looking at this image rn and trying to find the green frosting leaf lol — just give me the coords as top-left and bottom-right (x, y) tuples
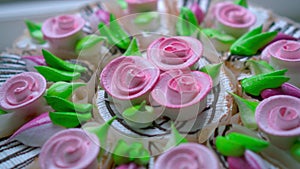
(113, 140), (150, 166)
(134, 12), (159, 25)
(117, 0), (128, 9)
(229, 92), (258, 129)
(216, 132), (269, 156)
(290, 141), (300, 162)
(226, 132), (269, 152)
(45, 96), (92, 113)
(165, 123), (188, 150)
(246, 60), (275, 75)
(123, 38), (142, 57)
(46, 82), (86, 99)
(42, 49), (87, 73)
(176, 7), (199, 36)
(75, 35), (106, 53)
(98, 14), (131, 49)
(202, 28), (236, 43)
(35, 66), (81, 82)
(0, 109), (7, 115)
(216, 136), (245, 157)
(49, 111), (91, 128)
(24, 20), (45, 44)
(230, 26), (278, 56)
(234, 0), (248, 8)
(85, 116), (116, 149)
(200, 63), (223, 86)
(241, 69), (289, 96)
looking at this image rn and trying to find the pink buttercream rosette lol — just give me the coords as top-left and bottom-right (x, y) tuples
(147, 36), (203, 72)
(262, 40), (300, 87)
(154, 143), (220, 169)
(150, 69), (212, 121)
(39, 129), (100, 169)
(214, 2), (256, 37)
(0, 72), (47, 137)
(42, 14), (85, 59)
(255, 95), (300, 149)
(100, 56), (160, 112)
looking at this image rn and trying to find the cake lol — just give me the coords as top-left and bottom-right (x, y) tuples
(0, 0), (299, 168)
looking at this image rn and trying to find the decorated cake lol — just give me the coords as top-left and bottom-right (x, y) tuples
(0, 0), (299, 168)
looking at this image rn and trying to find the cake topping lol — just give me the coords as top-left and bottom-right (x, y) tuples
(124, 38), (142, 56)
(234, 0), (248, 8)
(100, 56), (159, 100)
(147, 36), (202, 71)
(39, 129), (100, 169)
(24, 20), (45, 44)
(228, 150), (267, 169)
(0, 72), (46, 110)
(45, 82), (86, 99)
(42, 14), (85, 39)
(75, 35), (106, 53)
(255, 95), (300, 136)
(261, 83), (300, 99)
(246, 60), (274, 75)
(154, 143), (220, 169)
(190, 3), (205, 25)
(176, 7), (199, 36)
(116, 163), (143, 169)
(126, 0), (158, 14)
(262, 40), (300, 61)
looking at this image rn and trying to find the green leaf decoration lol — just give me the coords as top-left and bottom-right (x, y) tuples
(35, 66), (81, 82)
(98, 14), (130, 49)
(46, 82), (86, 99)
(134, 12), (159, 25)
(117, 0), (128, 9)
(202, 28), (236, 44)
(75, 35), (106, 53)
(0, 109), (7, 115)
(49, 111), (91, 128)
(241, 69), (289, 96)
(230, 26), (278, 56)
(24, 20), (45, 44)
(200, 63), (223, 87)
(123, 38), (142, 56)
(84, 116), (116, 148)
(226, 132), (269, 152)
(246, 60), (275, 75)
(216, 132), (269, 156)
(176, 7), (199, 36)
(290, 141), (300, 162)
(229, 92), (258, 129)
(42, 49), (87, 73)
(234, 0), (248, 8)
(113, 140), (150, 166)
(216, 136), (245, 157)
(165, 123), (188, 150)
(44, 96), (92, 113)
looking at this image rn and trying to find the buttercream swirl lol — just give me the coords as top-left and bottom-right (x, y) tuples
(0, 72), (46, 111)
(39, 129), (99, 169)
(147, 36), (203, 71)
(100, 56), (159, 100)
(215, 2), (256, 37)
(154, 143), (220, 169)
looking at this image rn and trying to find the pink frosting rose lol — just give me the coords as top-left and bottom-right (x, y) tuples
(39, 129), (100, 169)
(126, 0), (158, 14)
(150, 69), (212, 121)
(42, 14), (85, 59)
(262, 40), (300, 87)
(116, 163), (143, 169)
(0, 72), (46, 112)
(255, 95), (300, 149)
(100, 56), (160, 112)
(154, 143), (220, 169)
(215, 2), (256, 37)
(228, 150), (267, 169)
(147, 36), (203, 71)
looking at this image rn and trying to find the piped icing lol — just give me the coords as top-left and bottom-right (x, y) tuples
(190, 3), (205, 25)
(255, 95), (300, 149)
(150, 69), (212, 121)
(214, 2), (256, 37)
(0, 72), (46, 111)
(24, 20), (45, 44)
(154, 143), (220, 169)
(261, 83), (300, 99)
(100, 56), (159, 111)
(116, 163), (143, 169)
(228, 150), (267, 169)
(39, 129), (100, 169)
(147, 36), (203, 71)
(126, 0), (158, 14)
(262, 40), (300, 87)
(176, 7), (199, 36)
